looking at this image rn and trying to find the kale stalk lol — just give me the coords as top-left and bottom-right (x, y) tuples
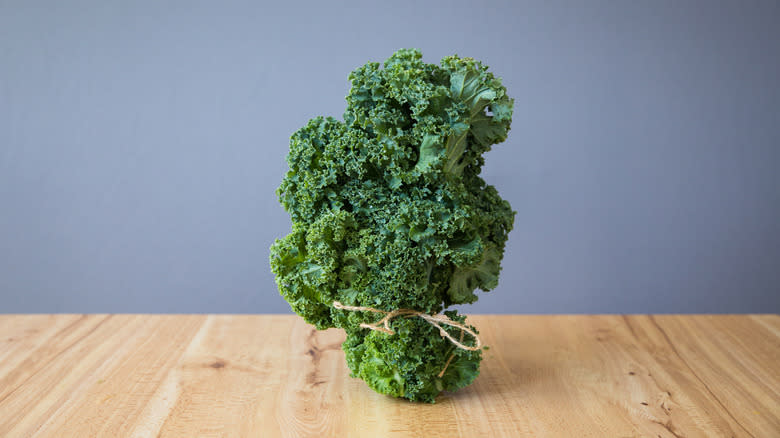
(270, 49), (515, 402)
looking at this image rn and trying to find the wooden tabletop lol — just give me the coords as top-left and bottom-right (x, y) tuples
(0, 314), (777, 437)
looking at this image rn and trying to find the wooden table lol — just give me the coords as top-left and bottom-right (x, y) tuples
(0, 315), (777, 437)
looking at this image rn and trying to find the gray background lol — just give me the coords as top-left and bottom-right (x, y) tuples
(1, 0), (779, 314)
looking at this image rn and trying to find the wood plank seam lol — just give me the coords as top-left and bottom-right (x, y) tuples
(648, 316), (756, 438)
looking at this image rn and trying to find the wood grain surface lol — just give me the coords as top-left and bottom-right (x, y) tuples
(0, 314), (777, 437)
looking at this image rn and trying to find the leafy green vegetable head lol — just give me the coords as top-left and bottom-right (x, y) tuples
(270, 49), (515, 402)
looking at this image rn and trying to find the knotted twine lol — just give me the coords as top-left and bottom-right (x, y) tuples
(332, 301), (482, 377)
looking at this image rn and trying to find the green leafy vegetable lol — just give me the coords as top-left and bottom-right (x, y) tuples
(270, 49), (515, 402)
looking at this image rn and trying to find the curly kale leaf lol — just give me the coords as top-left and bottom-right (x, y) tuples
(270, 49), (515, 402)
(343, 311), (481, 403)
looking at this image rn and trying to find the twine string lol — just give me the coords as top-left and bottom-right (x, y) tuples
(437, 329), (465, 378)
(332, 301), (482, 352)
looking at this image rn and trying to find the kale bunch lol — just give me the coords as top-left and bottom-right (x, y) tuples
(270, 49), (514, 402)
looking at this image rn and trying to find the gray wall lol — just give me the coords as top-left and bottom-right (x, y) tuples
(1, 0), (779, 314)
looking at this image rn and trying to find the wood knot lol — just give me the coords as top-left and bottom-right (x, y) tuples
(209, 360), (226, 369)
